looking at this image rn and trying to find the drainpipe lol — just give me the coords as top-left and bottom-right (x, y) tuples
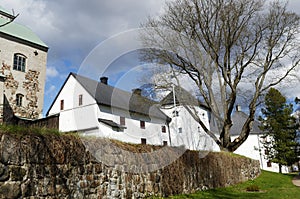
(0, 74), (6, 124)
(257, 134), (264, 170)
(167, 121), (172, 146)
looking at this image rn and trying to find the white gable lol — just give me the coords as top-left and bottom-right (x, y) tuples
(47, 75), (99, 132)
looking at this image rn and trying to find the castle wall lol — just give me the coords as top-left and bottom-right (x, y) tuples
(0, 37), (47, 119)
(0, 132), (261, 198)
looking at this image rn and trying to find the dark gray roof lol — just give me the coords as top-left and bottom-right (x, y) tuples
(47, 73), (170, 124)
(98, 118), (126, 130)
(230, 111), (262, 136)
(73, 73), (130, 109)
(209, 111), (262, 136)
(160, 86), (209, 110)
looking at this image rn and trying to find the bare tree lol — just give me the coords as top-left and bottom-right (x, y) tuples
(140, 0), (300, 151)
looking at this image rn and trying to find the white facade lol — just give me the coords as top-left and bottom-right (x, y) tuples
(233, 133), (289, 173)
(47, 73), (220, 152)
(161, 105), (219, 151)
(47, 74), (170, 146)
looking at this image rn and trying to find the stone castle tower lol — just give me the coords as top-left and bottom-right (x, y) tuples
(0, 6), (48, 122)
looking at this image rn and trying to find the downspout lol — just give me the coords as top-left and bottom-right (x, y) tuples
(172, 84), (177, 133)
(257, 134), (264, 170)
(167, 123), (172, 146)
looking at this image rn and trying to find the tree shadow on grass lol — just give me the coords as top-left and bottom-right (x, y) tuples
(193, 189), (263, 199)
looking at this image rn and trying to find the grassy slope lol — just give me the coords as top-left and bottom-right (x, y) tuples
(167, 170), (300, 199)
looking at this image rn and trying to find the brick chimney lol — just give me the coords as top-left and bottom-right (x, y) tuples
(100, 77), (108, 85)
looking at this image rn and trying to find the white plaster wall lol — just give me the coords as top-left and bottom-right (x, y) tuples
(48, 75), (98, 132)
(95, 108), (168, 145)
(233, 134), (289, 173)
(162, 105), (220, 151)
(48, 75), (168, 146)
(0, 37), (47, 118)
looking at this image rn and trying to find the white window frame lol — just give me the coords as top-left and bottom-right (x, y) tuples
(16, 93), (24, 107)
(13, 53), (26, 72)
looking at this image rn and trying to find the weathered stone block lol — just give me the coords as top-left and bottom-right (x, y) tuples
(0, 163), (9, 181)
(0, 182), (21, 198)
(0, 134), (22, 165)
(10, 166), (26, 181)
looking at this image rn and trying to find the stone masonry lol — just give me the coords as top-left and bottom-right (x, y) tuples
(0, 132), (261, 198)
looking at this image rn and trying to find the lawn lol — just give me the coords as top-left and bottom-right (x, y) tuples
(164, 170), (300, 199)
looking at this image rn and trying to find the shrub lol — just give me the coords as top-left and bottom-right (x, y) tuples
(246, 184), (260, 192)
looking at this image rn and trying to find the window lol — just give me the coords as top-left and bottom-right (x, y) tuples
(141, 138), (147, 145)
(60, 100), (64, 110)
(140, 121), (145, 129)
(13, 53), (26, 72)
(264, 149), (269, 155)
(172, 110), (179, 117)
(120, 117), (125, 126)
(163, 141), (168, 146)
(16, 94), (23, 107)
(267, 161), (272, 167)
(162, 126), (166, 133)
(178, 127), (182, 133)
(79, 94), (83, 106)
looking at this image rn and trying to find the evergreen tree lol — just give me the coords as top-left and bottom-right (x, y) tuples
(259, 88), (298, 173)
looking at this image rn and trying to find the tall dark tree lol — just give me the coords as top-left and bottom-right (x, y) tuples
(141, 0), (300, 151)
(259, 88), (298, 173)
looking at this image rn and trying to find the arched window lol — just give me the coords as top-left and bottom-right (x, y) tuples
(13, 53), (26, 72)
(16, 94), (24, 107)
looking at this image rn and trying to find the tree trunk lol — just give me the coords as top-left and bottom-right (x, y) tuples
(279, 163), (282, 174)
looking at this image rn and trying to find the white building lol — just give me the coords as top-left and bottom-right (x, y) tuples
(46, 72), (291, 172)
(47, 73), (219, 151)
(47, 73), (171, 145)
(230, 107), (289, 173)
(160, 86), (219, 151)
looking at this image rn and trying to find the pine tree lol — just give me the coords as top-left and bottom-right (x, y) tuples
(259, 88), (298, 173)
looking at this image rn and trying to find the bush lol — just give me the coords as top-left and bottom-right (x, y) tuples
(246, 184), (260, 192)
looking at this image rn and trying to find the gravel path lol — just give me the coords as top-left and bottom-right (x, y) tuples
(292, 175), (300, 187)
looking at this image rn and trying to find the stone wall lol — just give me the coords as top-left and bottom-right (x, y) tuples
(1, 63), (42, 119)
(0, 31), (47, 119)
(0, 132), (260, 198)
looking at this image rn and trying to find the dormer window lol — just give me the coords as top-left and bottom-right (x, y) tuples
(13, 53), (26, 72)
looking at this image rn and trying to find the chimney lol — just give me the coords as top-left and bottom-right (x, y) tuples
(100, 77), (108, 85)
(132, 88), (142, 96)
(236, 105), (242, 112)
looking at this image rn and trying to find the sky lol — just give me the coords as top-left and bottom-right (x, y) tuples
(1, 0), (300, 115)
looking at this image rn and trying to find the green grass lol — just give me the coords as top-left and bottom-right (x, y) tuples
(163, 170), (300, 199)
(0, 124), (61, 136)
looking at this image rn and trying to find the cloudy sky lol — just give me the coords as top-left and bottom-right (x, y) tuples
(1, 0), (167, 114)
(1, 0), (300, 115)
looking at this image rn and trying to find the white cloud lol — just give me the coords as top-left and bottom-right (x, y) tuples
(46, 66), (59, 78)
(2, 0), (299, 113)
(46, 85), (56, 94)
